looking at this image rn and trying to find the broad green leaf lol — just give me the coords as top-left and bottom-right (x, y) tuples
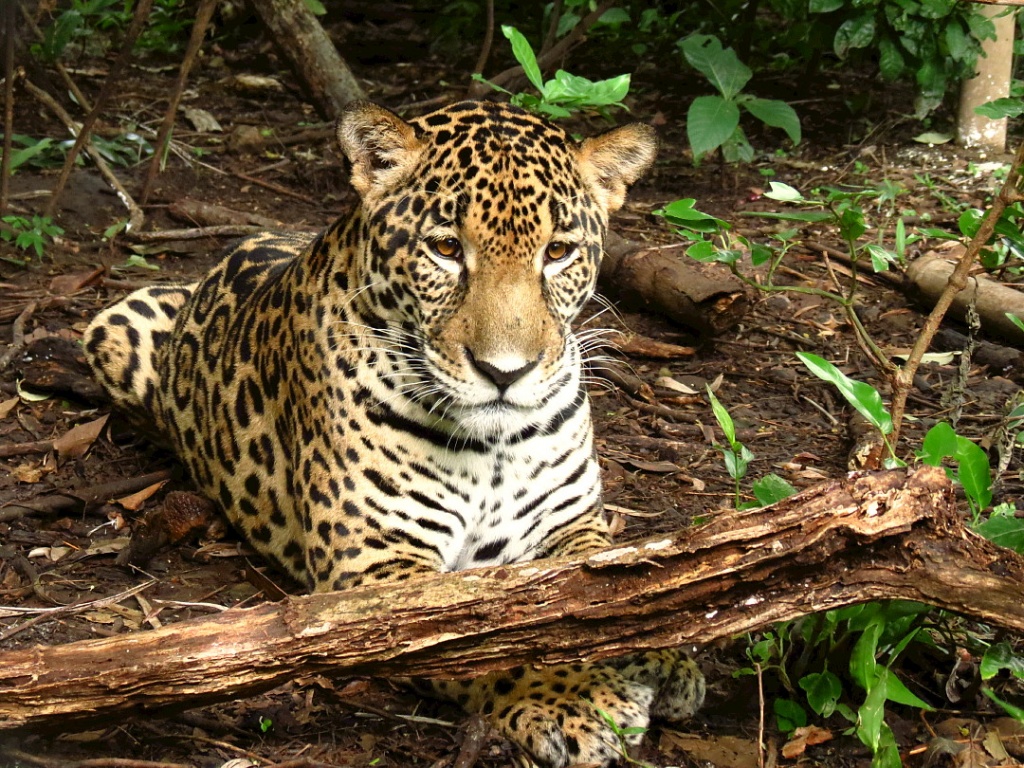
(656, 198), (729, 230)
(912, 131), (953, 145)
(878, 37), (905, 81)
(678, 34), (752, 101)
(976, 98), (1024, 120)
(864, 243), (896, 273)
(834, 13), (876, 59)
(707, 386), (737, 445)
(919, 422), (958, 466)
(743, 98), (802, 144)
(764, 181), (802, 202)
(981, 641), (1024, 680)
(809, 0), (843, 12)
(958, 208), (983, 238)
(800, 670), (842, 717)
(502, 26), (544, 93)
(856, 673), (887, 751)
(752, 473), (797, 506)
(748, 210), (833, 223)
(686, 240), (720, 262)
(773, 698), (807, 733)
(544, 70), (630, 108)
(850, 620), (883, 690)
(944, 20), (969, 61)
(750, 242), (773, 266)
(895, 218), (906, 258)
(303, 0), (326, 14)
(955, 436), (993, 511)
(974, 511), (1024, 553)
(721, 126), (754, 164)
(984, 688), (1024, 723)
(878, 667), (932, 709)
(872, 724), (903, 768)
(687, 95), (740, 161)
(797, 353), (893, 435)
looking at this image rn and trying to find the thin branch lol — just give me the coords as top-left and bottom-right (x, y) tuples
(0, 300), (36, 374)
(471, 0), (495, 77)
(18, 3), (93, 113)
(139, 0), (219, 204)
(889, 140), (1024, 443)
(0, 1), (15, 217)
(22, 79), (144, 232)
(44, 0), (154, 219)
(541, 0), (564, 56)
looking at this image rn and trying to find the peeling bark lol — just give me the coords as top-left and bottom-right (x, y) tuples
(2, 468), (1022, 734)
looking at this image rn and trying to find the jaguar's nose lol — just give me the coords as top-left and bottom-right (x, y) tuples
(465, 349), (541, 393)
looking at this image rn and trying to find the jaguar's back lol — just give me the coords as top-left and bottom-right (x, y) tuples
(85, 101), (705, 768)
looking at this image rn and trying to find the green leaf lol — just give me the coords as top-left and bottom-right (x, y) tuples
(750, 242), (773, 266)
(1009, 313), (1024, 334)
(773, 698), (807, 733)
(743, 98), (802, 144)
(502, 26), (544, 93)
(856, 672), (887, 751)
(864, 243), (896, 273)
(721, 125), (754, 164)
(974, 510), (1024, 553)
(687, 95), (741, 161)
(809, 0), (843, 12)
(871, 724), (903, 768)
(981, 641), (1024, 680)
(878, 37), (905, 81)
(707, 386), (737, 446)
(850, 620), (883, 691)
(954, 436), (992, 511)
(944, 20), (969, 61)
(655, 198), (729, 233)
(878, 667), (932, 709)
(685, 240), (719, 262)
(912, 131), (953, 145)
(984, 688), (1024, 723)
(975, 98), (1024, 120)
(797, 352), (893, 435)
(543, 70), (630, 109)
(834, 13), (877, 59)
(800, 670), (843, 718)
(752, 474), (798, 506)
(919, 422), (958, 466)
(748, 210), (833, 224)
(302, 0), (326, 14)
(678, 34), (751, 101)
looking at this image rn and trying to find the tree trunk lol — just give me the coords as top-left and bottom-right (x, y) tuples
(247, 0), (365, 119)
(600, 232), (751, 336)
(2, 467), (1023, 733)
(957, 4), (1016, 150)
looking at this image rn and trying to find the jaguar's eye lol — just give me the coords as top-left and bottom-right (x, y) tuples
(429, 236), (463, 261)
(545, 242), (576, 263)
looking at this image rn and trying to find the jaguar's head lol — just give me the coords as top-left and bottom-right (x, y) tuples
(336, 100), (656, 437)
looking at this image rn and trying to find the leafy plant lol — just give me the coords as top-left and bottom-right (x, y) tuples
(1, 215), (65, 262)
(804, 0), (995, 117)
(473, 26), (631, 118)
(678, 34), (801, 163)
(706, 386), (796, 509)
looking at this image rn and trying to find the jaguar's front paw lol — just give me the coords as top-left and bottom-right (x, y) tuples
(473, 664), (657, 768)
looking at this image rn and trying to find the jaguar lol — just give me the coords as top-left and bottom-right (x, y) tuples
(84, 99), (704, 767)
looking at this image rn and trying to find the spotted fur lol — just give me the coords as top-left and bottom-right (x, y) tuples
(85, 100), (703, 767)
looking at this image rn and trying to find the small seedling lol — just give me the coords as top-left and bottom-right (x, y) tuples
(473, 26), (631, 119)
(1, 215), (64, 262)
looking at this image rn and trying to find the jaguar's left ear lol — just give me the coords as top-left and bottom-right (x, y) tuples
(577, 123), (658, 214)
(337, 101), (425, 198)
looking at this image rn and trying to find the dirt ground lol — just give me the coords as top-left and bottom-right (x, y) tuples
(1, 8), (1023, 768)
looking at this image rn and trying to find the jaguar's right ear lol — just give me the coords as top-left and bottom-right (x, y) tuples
(336, 102), (425, 198)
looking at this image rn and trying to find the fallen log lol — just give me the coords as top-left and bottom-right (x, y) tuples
(247, 0), (365, 119)
(2, 467), (1022, 733)
(907, 247), (1024, 346)
(600, 231), (752, 335)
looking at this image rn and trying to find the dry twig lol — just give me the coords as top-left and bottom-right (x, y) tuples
(44, 0), (154, 219)
(139, 0), (219, 203)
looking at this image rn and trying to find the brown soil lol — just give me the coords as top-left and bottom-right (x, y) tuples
(2, 10), (1023, 768)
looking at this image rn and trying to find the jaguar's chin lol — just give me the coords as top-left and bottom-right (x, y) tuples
(445, 400), (538, 439)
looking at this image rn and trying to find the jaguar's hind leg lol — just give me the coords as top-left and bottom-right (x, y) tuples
(84, 283), (195, 421)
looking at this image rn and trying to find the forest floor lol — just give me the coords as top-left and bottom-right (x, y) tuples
(1, 8), (1023, 768)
